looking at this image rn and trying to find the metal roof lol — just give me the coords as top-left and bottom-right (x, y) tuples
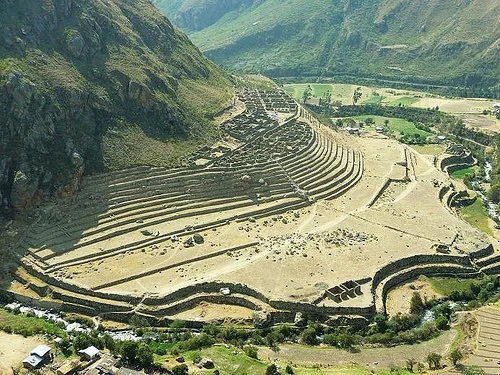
(30, 345), (51, 357)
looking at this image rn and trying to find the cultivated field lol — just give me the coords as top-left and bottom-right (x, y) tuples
(7, 89), (497, 325)
(285, 83), (500, 133)
(444, 306), (500, 375)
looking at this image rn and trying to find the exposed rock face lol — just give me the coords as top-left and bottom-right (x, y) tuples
(0, 0), (231, 216)
(252, 310), (271, 328)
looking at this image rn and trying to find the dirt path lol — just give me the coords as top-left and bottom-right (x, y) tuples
(0, 332), (45, 375)
(259, 330), (457, 369)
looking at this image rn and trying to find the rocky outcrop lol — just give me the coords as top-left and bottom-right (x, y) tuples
(0, 0), (231, 215)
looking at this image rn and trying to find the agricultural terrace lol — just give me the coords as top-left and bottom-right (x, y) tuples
(6, 88), (498, 327)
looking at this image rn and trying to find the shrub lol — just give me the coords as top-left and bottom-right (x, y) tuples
(243, 345), (258, 359)
(435, 316), (449, 330)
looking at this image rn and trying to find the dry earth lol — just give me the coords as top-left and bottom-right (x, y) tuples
(7, 90), (495, 323)
(259, 329), (457, 369)
(0, 333), (45, 375)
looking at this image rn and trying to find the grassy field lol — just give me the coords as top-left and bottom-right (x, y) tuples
(450, 166), (477, 180)
(426, 276), (479, 296)
(410, 144), (446, 156)
(0, 308), (65, 337)
(161, 345), (417, 374)
(284, 84), (372, 105)
(460, 198), (493, 235)
(345, 115), (432, 137)
(387, 96), (421, 107)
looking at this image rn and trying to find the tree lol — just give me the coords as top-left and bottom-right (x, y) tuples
(406, 358), (417, 372)
(171, 364), (189, 375)
(463, 365), (486, 375)
(300, 327), (319, 345)
(136, 342), (154, 368)
(121, 341), (138, 363)
(449, 347), (463, 366)
(285, 364), (294, 374)
(409, 292), (425, 315)
(244, 345), (258, 359)
(266, 363), (280, 375)
(352, 87), (362, 105)
(416, 362), (425, 374)
(435, 315), (449, 330)
(73, 333), (92, 352)
(302, 85), (312, 104)
(426, 352), (442, 369)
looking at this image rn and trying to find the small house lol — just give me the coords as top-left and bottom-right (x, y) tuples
(23, 355), (44, 370)
(23, 344), (52, 370)
(78, 345), (100, 361)
(31, 344), (51, 360)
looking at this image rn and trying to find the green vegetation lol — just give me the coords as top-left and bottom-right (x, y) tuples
(451, 166), (477, 180)
(427, 277), (480, 297)
(388, 97), (420, 107)
(410, 144), (445, 156)
(345, 115), (432, 138)
(428, 275), (500, 308)
(460, 198), (493, 235)
(0, 308), (65, 337)
(155, 0), (500, 94)
(0, 0), (233, 213)
(184, 346), (267, 375)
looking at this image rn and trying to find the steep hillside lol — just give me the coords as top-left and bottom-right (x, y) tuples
(155, 0), (500, 89)
(0, 0), (233, 215)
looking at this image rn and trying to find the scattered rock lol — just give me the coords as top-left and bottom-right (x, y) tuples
(176, 356), (185, 363)
(199, 358), (214, 369)
(241, 174), (252, 183)
(193, 232), (204, 244)
(183, 237), (194, 248)
(294, 312), (306, 327)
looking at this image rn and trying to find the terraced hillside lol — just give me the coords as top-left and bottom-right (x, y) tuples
(154, 0), (500, 89)
(7, 90), (497, 326)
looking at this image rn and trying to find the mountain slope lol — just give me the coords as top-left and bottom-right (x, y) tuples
(0, 0), (233, 214)
(154, 0), (500, 88)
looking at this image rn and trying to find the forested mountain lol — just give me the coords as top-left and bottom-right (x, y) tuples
(154, 0), (500, 89)
(0, 0), (232, 215)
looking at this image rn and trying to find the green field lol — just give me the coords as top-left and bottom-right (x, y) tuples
(284, 84), (372, 105)
(427, 277), (480, 296)
(450, 166), (477, 180)
(460, 198), (493, 235)
(0, 308), (66, 337)
(387, 96), (421, 107)
(410, 144), (446, 156)
(345, 115), (432, 137)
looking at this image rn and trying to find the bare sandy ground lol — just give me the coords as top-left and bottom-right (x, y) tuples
(14, 105), (493, 322)
(386, 277), (444, 317)
(0, 333), (44, 375)
(59, 129), (488, 310)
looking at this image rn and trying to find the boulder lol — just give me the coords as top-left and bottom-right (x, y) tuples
(294, 312), (306, 327)
(10, 170), (39, 212)
(175, 356), (185, 363)
(252, 311), (271, 329)
(193, 232), (204, 244)
(241, 174), (252, 183)
(199, 358), (214, 369)
(219, 287), (231, 296)
(66, 30), (85, 57)
(183, 237), (194, 248)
